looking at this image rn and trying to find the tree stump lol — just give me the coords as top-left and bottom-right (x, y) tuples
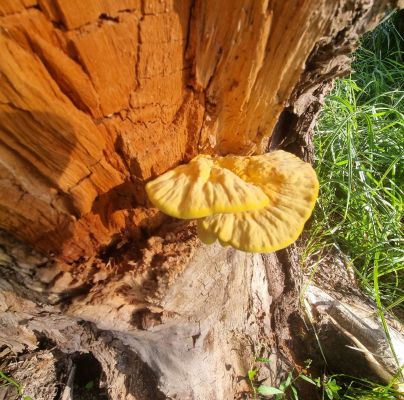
(0, 1), (402, 399)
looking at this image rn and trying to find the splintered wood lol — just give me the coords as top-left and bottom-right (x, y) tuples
(0, 0), (380, 259)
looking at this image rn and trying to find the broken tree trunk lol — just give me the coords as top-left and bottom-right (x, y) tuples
(0, 1), (402, 399)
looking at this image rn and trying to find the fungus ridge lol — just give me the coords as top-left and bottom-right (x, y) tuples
(145, 155), (270, 219)
(198, 151), (319, 253)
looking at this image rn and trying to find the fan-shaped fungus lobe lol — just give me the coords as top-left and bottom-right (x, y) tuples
(146, 151), (319, 253)
(145, 155), (270, 219)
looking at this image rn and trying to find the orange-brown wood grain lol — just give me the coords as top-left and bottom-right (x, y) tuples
(0, 0), (394, 260)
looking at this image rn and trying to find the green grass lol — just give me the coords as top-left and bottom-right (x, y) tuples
(247, 357), (403, 399)
(308, 11), (404, 321)
(0, 370), (32, 400)
(298, 11), (404, 399)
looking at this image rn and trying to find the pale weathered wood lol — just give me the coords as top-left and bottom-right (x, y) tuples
(1, 230), (403, 399)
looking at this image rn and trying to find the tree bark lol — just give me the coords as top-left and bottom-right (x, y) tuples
(0, 1), (402, 399)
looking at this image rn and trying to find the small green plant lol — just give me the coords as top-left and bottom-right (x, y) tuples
(247, 359), (402, 400)
(0, 371), (33, 400)
(247, 358), (341, 400)
(247, 356), (284, 399)
(84, 380), (95, 390)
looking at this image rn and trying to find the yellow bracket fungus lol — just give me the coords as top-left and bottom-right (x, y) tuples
(145, 155), (270, 219)
(146, 151), (319, 253)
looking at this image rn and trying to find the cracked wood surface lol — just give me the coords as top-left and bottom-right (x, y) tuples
(1, 228), (403, 400)
(0, 0), (395, 261)
(0, 228), (276, 399)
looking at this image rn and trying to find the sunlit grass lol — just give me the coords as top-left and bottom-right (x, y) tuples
(309, 12), (403, 321)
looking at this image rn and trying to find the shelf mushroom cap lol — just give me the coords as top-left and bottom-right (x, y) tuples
(145, 155), (270, 219)
(198, 151), (319, 253)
